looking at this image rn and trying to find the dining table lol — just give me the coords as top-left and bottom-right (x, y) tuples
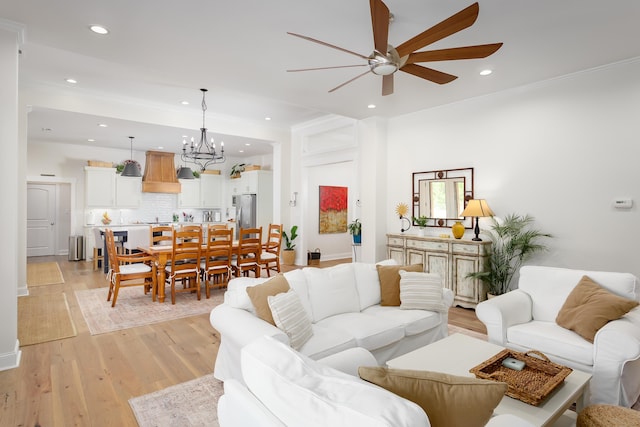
(138, 241), (239, 303)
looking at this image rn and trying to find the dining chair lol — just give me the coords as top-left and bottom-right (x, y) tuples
(259, 223), (282, 277)
(201, 226), (233, 297)
(165, 226), (202, 304)
(150, 225), (174, 246)
(123, 225), (151, 254)
(104, 228), (157, 307)
(231, 227), (262, 278)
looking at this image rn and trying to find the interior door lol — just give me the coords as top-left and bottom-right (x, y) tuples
(27, 183), (56, 256)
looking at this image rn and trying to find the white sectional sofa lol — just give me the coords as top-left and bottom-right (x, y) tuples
(210, 261), (454, 382)
(217, 335), (535, 427)
(476, 266), (640, 407)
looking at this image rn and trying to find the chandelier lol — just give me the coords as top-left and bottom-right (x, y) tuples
(180, 88), (225, 172)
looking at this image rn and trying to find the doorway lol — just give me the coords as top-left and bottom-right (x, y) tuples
(27, 182), (71, 257)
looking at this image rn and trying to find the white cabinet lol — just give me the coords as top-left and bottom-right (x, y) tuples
(200, 174), (223, 208)
(386, 234), (491, 308)
(178, 179), (200, 208)
(115, 175), (142, 207)
(85, 166), (116, 207)
(178, 175), (224, 208)
(85, 166), (142, 208)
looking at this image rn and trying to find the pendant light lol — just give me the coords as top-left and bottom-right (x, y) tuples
(121, 136), (142, 177)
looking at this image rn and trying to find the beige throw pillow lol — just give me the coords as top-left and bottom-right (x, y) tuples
(358, 366), (507, 427)
(377, 264), (423, 306)
(246, 274), (290, 325)
(556, 275), (639, 342)
(268, 290), (314, 350)
(399, 270), (447, 312)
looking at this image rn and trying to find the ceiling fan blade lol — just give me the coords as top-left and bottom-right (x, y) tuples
(287, 64), (368, 72)
(396, 2), (480, 57)
(328, 70), (372, 93)
(400, 64), (458, 85)
(370, 0), (390, 53)
(382, 74), (394, 96)
(287, 32), (369, 60)
(406, 43), (503, 64)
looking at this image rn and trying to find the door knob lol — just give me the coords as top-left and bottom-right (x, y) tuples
(51, 222), (55, 226)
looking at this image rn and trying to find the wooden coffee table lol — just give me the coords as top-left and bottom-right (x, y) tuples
(386, 333), (591, 427)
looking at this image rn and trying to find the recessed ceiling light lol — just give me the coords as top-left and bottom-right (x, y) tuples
(265, 117), (271, 121)
(239, 150), (244, 153)
(479, 69), (493, 76)
(245, 143), (251, 146)
(88, 139), (95, 142)
(367, 104), (376, 109)
(157, 146), (164, 150)
(98, 123), (107, 128)
(65, 78), (77, 84)
(181, 101), (189, 105)
(89, 25), (109, 35)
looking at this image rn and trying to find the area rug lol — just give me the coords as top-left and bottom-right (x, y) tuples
(18, 293), (77, 346)
(27, 261), (65, 286)
(129, 373), (223, 427)
(448, 324), (488, 341)
(74, 286), (224, 335)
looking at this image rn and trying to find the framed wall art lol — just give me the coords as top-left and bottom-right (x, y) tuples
(319, 185), (348, 234)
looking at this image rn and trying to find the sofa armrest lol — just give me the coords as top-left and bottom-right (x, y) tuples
(317, 347), (378, 377)
(476, 290), (533, 346)
(210, 304), (288, 348)
(443, 287), (454, 307)
(592, 307), (640, 406)
(218, 379), (285, 427)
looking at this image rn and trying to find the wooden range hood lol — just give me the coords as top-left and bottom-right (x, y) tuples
(142, 151), (181, 193)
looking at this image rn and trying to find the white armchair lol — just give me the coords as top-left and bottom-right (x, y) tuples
(476, 265), (640, 407)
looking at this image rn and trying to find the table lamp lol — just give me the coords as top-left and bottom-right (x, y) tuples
(460, 199), (494, 241)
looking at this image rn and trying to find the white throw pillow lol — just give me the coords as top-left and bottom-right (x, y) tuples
(399, 270), (447, 313)
(241, 335), (429, 427)
(224, 277), (270, 312)
(304, 264), (360, 322)
(268, 290), (314, 350)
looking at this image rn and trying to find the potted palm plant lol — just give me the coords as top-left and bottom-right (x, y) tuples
(467, 214), (552, 297)
(348, 219), (362, 244)
(281, 225), (298, 265)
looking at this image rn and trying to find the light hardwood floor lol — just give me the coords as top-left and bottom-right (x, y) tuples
(0, 255), (484, 426)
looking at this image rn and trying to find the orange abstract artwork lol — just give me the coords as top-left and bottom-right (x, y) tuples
(319, 186), (348, 234)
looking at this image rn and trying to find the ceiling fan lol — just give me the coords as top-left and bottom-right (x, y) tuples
(287, 0), (502, 96)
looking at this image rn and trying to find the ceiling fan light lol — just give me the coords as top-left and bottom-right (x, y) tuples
(371, 63), (397, 76)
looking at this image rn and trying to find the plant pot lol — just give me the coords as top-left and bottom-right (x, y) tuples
(417, 227), (425, 237)
(352, 234), (362, 244)
(281, 249), (296, 266)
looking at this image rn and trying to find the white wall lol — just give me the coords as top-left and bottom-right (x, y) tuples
(386, 58), (640, 279)
(306, 161), (356, 260)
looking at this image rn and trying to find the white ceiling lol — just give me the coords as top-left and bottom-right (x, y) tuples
(3, 0), (640, 155)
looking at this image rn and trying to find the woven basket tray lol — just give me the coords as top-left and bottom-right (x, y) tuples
(469, 349), (573, 406)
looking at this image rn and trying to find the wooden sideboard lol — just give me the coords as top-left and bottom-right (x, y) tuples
(386, 233), (491, 308)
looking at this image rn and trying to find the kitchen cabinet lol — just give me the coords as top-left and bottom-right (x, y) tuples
(115, 175), (142, 207)
(177, 179), (200, 208)
(178, 174), (224, 208)
(386, 233), (491, 308)
(200, 174), (223, 208)
(85, 166), (116, 207)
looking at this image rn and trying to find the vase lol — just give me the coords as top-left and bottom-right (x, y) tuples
(417, 227), (425, 237)
(452, 221), (465, 239)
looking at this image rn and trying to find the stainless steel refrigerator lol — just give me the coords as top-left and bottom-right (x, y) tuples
(236, 194), (257, 239)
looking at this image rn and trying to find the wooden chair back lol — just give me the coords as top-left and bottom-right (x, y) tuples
(150, 225), (173, 246)
(233, 227), (262, 277)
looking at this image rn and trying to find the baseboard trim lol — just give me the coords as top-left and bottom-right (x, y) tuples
(0, 340), (22, 371)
